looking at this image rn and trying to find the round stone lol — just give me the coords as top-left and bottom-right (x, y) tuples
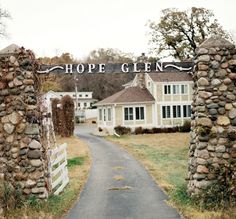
(197, 71), (208, 78)
(198, 55), (210, 62)
(27, 150), (42, 159)
(229, 59), (236, 66)
(6, 135), (14, 143)
(229, 73), (236, 80)
(199, 91), (212, 99)
(196, 48), (208, 55)
(29, 140), (41, 149)
(211, 60), (220, 69)
(198, 64), (209, 71)
(209, 48), (217, 55)
(16, 123), (26, 133)
(196, 158), (208, 165)
(219, 84), (227, 92)
(229, 108), (236, 119)
(197, 117), (212, 127)
(197, 142), (208, 149)
(221, 62), (229, 68)
(227, 94), (236, 101)
(9, 56), (16, 64)
(3, 123), (15, 134)
(26, 179), (36, 188)
(30, 159), (42, 167)
(197, 150), (209, 159)
(209, 108), (217, 115)
(223, 78), (232, 85)
(211, 79), (221, 86)
(207, 103), (219, 109)
(9, 112), (21, 125)
(217, 116), (230, 126)
(216, 69), (227, 78)
(198, 77), (209, 86)
(216, 145), (226, 153)
(225, 103), (233, 110)
(13, 78), (23, 87)
(214, 54), (221, 61)
(197, 165), (209, 174)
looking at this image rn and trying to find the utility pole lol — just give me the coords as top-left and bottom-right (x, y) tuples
(74, 75), (79, 111)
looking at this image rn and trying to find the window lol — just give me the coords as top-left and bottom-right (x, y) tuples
(84, 102), (87, 107)
(173, 85), (180, 94)
(103, 109), (106, 121)
(108, 108), (111, 121)
(173, 105), (181, 118)
(85, 94), (88, 97)
(162, 106), (171, 118)
(79, 94), (82, 97)
(124, 107), (133, 120)
(181, 85), (188, 94)
(183, 105), (191, 117)
(99, 109), (102, 121)
(164, 85), (171, 94)
(135, 107), (144, 120)
(78, 103), (80, 107)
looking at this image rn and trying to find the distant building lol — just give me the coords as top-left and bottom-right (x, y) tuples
(42, 90), (97, 113)
(95, 69), (193, 134)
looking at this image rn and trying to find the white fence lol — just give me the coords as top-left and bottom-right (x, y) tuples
(49, 143), (69, 195)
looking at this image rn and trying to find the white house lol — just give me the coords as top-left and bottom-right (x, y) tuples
(42, 91), (97, 113)
(95, 71), (193, 134)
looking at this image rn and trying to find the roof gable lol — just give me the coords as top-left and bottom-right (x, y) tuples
(96, 86), (155, 105)
(148, 72), (192, 82)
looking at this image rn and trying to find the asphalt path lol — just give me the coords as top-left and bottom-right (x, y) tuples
(66, 125), (181, 219)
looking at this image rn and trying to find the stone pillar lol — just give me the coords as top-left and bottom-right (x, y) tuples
(188, 36), (236, 198)
(0, 45), (48, 199)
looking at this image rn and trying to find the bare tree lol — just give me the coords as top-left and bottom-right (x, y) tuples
(148, 7), (231, 60)
(0, 7), (10, 37)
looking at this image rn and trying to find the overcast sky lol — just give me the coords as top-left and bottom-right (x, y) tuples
(0, 0), (236, 59)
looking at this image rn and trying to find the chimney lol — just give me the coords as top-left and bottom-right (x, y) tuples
(137, 72), (146, 89)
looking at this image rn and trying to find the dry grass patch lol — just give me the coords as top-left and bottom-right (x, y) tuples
(106, 133), (235, 219)
(112, 166), (125, 170)
(113, 175), (124, 181)
(108, 186), (132, 191)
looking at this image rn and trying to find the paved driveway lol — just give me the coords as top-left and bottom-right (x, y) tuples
(66, 124), (181, 219)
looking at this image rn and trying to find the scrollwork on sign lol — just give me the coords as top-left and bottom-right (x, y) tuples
(37, 66), (64, 74)
(164, 64), (192, 71)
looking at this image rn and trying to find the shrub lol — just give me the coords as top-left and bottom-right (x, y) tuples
(196, 164), (236, 210)
(98, 127), (103, 132)
(134, 127), (143, 135)
(179, 120), (191, 132)
(51, 98), (61, 134)
(142, 128), (153, 134)
(60, 95), (75, 137)
(114, 126), (131, 135)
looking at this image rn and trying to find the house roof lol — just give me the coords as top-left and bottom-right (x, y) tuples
(95, 86), (155, 105)
(148, 72), (192, 82)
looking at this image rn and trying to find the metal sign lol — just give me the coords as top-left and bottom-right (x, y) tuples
(37, 62), (193, 74)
